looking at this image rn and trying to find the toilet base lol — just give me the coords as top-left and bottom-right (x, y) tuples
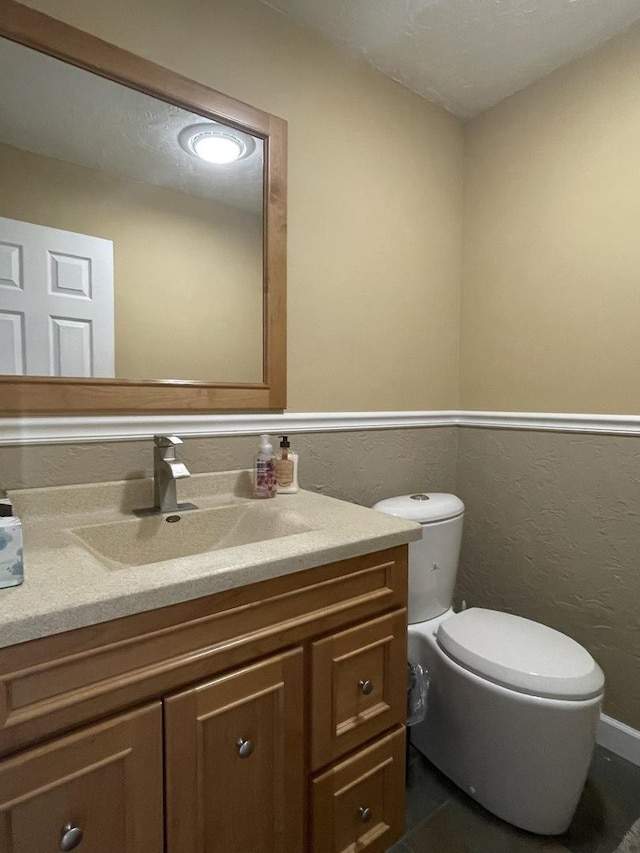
(409, 619), (603, 835)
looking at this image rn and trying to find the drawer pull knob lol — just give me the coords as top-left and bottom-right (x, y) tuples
(60, 824), (83, 851)
(237, 737), (254, 758)
(359, 679), (374, 695)
(358, 806), (373, 823)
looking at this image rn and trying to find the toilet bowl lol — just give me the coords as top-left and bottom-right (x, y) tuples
(373, 493), (605, 836)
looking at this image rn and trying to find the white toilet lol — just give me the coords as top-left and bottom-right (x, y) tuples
(373, 493), (605, 836)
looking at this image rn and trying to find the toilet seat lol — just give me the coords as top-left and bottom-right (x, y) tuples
(436, 608), (605, 701)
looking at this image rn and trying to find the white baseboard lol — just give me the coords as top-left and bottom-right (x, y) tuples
(597, 713), (640, 766)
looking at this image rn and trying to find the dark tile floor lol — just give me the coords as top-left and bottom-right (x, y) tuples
(389, 745), (640, 853)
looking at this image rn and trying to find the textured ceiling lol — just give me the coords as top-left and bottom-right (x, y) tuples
(260, 0), (640, 117)
(0, 38), (263, 214)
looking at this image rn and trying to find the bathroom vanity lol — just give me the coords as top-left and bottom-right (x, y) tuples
(0, 473), (419, 852)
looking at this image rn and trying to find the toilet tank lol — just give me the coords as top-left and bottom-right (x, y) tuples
(373, 493), (464, 624)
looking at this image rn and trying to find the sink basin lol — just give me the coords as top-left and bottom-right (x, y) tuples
(70, 503), (314, 568)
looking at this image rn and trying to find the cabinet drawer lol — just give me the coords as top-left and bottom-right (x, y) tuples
(0, 703), (163, 853)
(311, 609), (406, 769)
(311, 726), (406, 853)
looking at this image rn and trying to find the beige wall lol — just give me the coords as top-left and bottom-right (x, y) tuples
(9, 0), (640, 411)
(21, 0), (464, 412)
(461, 21), (640, 414)
(0, 141), (263, 382)
(457, 22), (640, 732)
(456, 27), (640, 733)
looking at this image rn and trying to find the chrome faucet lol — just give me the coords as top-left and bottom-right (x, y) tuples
(153, 435), (191, 513)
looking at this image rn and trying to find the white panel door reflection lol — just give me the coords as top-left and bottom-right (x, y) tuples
(0, 216), (114, 376)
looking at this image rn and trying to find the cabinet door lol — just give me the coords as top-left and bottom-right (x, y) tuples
(164, 648), (304, 853)
(311, 726), (406, 853)
(0, 703), (163, 853)
(311, 610), (407, 769)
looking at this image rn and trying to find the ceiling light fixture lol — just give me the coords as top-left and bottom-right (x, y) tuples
(179, 123), (256, 165)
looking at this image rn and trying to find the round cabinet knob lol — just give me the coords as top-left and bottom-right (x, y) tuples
(358, 806), (373, 823)
(60, 823), (83, 851)
(237, 737), (254, 758)
(359, 679), (374, 695)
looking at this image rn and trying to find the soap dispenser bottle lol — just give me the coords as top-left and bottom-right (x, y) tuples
(275, 435), (299, 494)
(253, 434), (277, 499)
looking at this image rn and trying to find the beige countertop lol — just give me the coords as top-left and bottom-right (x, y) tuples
(1, 471), (420, 650)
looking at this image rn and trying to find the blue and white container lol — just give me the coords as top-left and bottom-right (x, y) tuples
(0, 515), (24, 588)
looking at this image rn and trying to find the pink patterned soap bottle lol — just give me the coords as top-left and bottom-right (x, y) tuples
(253, 434), (277, 499)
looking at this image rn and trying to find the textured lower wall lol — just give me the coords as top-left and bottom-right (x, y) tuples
(0, 426), (457, 509)
(456, 427), (640, 729)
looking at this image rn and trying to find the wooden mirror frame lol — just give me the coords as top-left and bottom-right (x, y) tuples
(0, 0), (286, 414)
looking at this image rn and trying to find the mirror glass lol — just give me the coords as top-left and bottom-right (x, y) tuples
(0, 37), (265, 384)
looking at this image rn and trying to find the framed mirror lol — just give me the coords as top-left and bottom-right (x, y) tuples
(0, 0), (287, 413)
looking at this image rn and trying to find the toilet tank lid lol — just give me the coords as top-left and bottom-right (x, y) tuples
(373, 493), (464, 524)
(437, 608), (605, 700)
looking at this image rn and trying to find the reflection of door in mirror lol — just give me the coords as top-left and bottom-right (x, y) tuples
(0, 36), (264, 384)
(0, 216), (114, 377)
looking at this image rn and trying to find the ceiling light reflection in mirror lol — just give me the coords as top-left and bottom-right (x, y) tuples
(0, 37), (265, 383)
(179, 124), (256, 164)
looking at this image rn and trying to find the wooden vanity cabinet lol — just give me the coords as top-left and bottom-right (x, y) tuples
(0, 545), (409, 853)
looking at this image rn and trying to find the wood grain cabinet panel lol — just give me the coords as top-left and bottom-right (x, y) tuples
(311, 726), (406, 853)
(0, 703), (163, 853)
(164, 648), (305, 853)
(311, 610), (407, 769)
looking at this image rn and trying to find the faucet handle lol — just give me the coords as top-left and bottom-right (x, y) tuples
(154, 435), (183, 447)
